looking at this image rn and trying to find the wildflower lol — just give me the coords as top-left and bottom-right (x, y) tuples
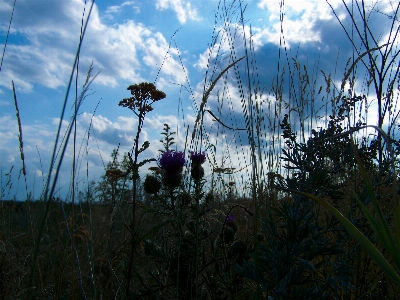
(257, 233), (265, 242)
(158, 151), (185, 188)
(221, 226), (235, 244)
(148, 166), (162, 174)
(105, 168), (124, 182)
(226, 213), (234, 224)
(190, 151), (206, 181)
(178, 192), (192, 206)
(204, 192), (214, 205)
(230, 240), (248, 258)
(190, 151), (206, 165)
(226, 213), (238, 232)
(118, 82), (166, 114)
(158, 151), (186, 173)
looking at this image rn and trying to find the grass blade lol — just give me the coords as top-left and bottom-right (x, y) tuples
(278, 187), (400, 287)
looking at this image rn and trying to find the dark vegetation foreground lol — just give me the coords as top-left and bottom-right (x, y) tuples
(1, 0), (400, 299)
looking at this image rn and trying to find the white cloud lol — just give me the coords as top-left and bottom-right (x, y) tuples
(105, 1), (139, 14)
(0, 115), (18, 142)
(0, 100), (10, 106)
(78, 112), (186, 153)
(257, 0), (342, 18)
(155, 0), (201, 24)
(142, 32), (187, 86)
(255, 0), (345, 47)
(194, 22), (251, 71)
(0, 0), (186, 92)
(35, 169), (44, 177)
(194, 38), (235, 71)
(255, 0), (396, 48)
(255, 1), (322, 47)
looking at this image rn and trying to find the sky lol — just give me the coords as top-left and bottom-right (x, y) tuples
(0, 0), (398, 201)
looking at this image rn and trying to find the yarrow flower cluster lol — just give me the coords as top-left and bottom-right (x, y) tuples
(118, 82), (166, 114)
(158, 151), (186, 173)
(105, 168), (124, 182)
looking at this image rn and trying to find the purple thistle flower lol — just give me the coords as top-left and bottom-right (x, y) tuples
(190, 151), (206, 165)
(226, 213), (234, 223)
(158, 151), (186, 173)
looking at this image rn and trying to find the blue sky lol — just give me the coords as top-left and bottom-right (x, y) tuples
(0, 0), (397, 200)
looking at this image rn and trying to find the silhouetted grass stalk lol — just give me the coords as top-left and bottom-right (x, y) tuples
(13, 80), (46, 291)
(327, 0), (400, 171)
(27, 1), (95, 298)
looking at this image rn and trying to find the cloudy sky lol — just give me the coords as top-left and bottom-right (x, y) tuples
(0, 0), (398, 201)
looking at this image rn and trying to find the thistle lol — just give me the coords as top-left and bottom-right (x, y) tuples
(190, 151), (206, 181)
(143, 175), (161, 195)
(158, 150), (186, 188)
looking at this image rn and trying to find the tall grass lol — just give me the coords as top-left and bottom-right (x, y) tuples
(1, 0), (399, 299)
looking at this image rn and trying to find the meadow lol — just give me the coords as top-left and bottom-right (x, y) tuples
(1, 0), (400, 299)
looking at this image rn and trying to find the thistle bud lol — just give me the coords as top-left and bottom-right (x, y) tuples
(143, 175), (161, 194)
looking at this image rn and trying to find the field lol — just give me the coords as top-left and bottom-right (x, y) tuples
(1, 0), (400, 299)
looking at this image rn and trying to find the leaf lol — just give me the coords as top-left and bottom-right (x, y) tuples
(137, 158), (156, 168)
(297, 258), (316, 272)
(350, 132), (400, 271)
(276, 186), (400, 287)
(139, 219), (175, 243)
(138, 141), (150, 154)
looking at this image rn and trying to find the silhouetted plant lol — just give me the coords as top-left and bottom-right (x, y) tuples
(272, 94), (400, 297)
(96, 148), (130, 204)
(236, 196), (348, 299)
(118, 82), (166, 297)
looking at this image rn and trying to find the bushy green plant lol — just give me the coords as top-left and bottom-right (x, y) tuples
(96, 148), (131, 204)
(236, 196), (349, 299)
(275, 100), (399, 297)
(234, 88), (400, 298)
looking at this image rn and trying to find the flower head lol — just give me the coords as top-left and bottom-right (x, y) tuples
(226, 213), (234, 224)
(105, 168), (124, 182)
(158, 151), (186, 173)
(118, 82), (166, 114)
(190, 151), (206, 165)
(143, 175), (161, 194)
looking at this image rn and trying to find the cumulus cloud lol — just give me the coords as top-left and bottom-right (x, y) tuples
(0, 108), (189, 200)
(155, 0), (201, 24)
(255, 0), (396, 48)
(0, 100), (10, 106)
(78, 112), (187, 156)
(0, 0), (187, 92)
(255, 0), (342, 47)
(105, 1), (139, 14)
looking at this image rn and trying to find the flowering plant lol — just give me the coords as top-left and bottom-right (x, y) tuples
(190, 151), (206, 165)
(189, 151), (206, 181)
(158, 150), (186, 173)
(226, 213), (234, 223)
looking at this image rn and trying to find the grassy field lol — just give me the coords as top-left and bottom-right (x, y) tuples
(0, 177), (399, 299)
(1, 0), (400, 299)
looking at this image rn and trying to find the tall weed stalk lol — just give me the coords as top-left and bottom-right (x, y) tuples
(27, 1), (95, 298)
